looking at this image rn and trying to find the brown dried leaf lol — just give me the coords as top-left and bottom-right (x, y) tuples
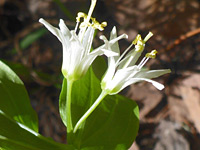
(128, 82), (163, 119)
(182, 73), (200, 89)
(180, 86), (200, 133)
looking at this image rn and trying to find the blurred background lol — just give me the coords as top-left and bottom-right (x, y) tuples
(0, 0), (200, 150)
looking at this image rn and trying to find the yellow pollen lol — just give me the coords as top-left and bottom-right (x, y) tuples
(76, 12), (87, 22)
(145, 50), (158, 58)
(76, 12), (107, 31)
(132, 34), (142, 45)
(75, 1), (107, 31)
(91, 18), (107, 31)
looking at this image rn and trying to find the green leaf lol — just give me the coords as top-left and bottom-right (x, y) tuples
(92, 56), (107, 80)
(0, 111), (75, 150)
(10, 28), (47, 54)
(1, 61), (32, 82)
(0, 60), (38, 132)
(59, 68), (139, 149)
(20, 28), (47, 50)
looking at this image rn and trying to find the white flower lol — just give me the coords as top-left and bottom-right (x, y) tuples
(100, 27), (171, 95)
(39, 0), (124, 81)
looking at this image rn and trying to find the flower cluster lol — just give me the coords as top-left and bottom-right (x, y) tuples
(39, 0), (171, 134)
(39, 0), (125, 81)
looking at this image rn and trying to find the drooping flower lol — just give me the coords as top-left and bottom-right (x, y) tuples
(100, 27), (171, 95)
(39, 0), (125, 81)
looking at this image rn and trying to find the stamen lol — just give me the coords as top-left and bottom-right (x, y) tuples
(85, 0), (97, 25)
(132, 34), (142, 45)
(143, 32), (153, 43)
(145, 50), (157, 58)
(115, 43), (134, 66)
(80, 21), (91, 28)
(138, 50), (158, 69)
(78, 0), (97, 41)
(138, 57), (149, 69)
(132, 34), (145, 52)
(76, 12), (86, 23)
(75, 12), (87, 33)
(74, 22), (79, 33)
(91, 18), (107, 31)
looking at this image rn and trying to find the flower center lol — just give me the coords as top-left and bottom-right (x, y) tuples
(75, 0), (107, 41)
(117, 32), (153, 69)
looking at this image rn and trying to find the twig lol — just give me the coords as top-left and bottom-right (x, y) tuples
(160, 27), (200, 53)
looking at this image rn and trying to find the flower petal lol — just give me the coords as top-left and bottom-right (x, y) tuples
(123, 77), (165, 91)
(59, 19), (71, 41)
(109, 26), (120, 55)
(39, 18), (63, 42)
(134, 69), (171, 79)
(82, 27), (95, 56)
(76, 48), (117, 78)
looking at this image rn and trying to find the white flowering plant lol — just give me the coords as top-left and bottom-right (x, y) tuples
(0, 0), (170, 150)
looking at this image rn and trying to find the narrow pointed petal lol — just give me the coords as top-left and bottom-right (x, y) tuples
(39, 18), (63, 42)
(82, 27), (94, 55)
(77, 49), (117, 78)
(109, 26), (120, 54)
(101, 57), (118, 89)
(108, 33), (128, 45)
(100, 49), (119, 57)
(127, 51), (143, 67)
(134, 69), (171, 79)
(123, 77), (165, 91)
(59, 19), (71, 40)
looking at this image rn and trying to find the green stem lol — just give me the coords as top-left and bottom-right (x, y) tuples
(66, 79), (74, 143)
(73, 90), (108, 133)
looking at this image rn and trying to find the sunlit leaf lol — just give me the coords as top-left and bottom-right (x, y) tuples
(0, 60), (38, 132)
(0, 111), (75, 150)
(59, 67), (139, 149)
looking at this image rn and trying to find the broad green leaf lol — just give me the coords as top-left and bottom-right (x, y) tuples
(0, 111), (75, 150)
(1, 61), (31, 82)
(59, 68), (139, 150)
(0, 60), (38, 132)
(92, 56), (107, 80)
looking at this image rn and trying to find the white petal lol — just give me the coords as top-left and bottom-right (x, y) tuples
(39, 18), (63, 42)
(82, 27), (95, 56)
(125, 50), (143, 67)
(106, 33), (128, 45)
(123, 77), (165, 91)
(59, 19), (71, 40)
(101, 59), (116, 85)
(77, 48), (117, 77)
(109, 26), (120, 54)
(100, 49), (119, 57)
(134, 69), (171, 79)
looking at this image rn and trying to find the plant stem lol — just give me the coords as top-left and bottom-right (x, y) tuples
(66, 79), (74, 143)
(73, 90), (108, 133)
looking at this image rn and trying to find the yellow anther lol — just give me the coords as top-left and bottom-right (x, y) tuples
(80, 21), (91, 28)
(91, 17), (107, 31)
(101, 22), (107, 28)
(76, 7), (107, 31)
(132, 34), (145, 52)
(132, 34), (142, 45)
(76, 12), (87, 22)
(145, 50), (158, 58)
